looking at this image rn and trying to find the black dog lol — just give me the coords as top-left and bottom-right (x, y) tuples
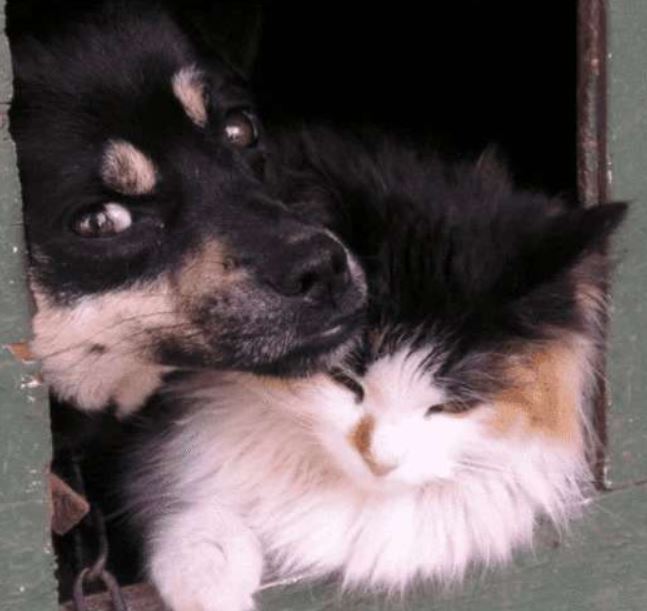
(8, 1), (366, 416)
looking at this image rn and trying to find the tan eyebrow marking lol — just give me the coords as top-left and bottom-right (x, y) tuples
(174, 239), (249, 308)
(172, 65), (208, 127)
(101, 140), (157, 196)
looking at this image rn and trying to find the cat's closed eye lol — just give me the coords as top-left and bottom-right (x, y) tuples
(330, 368), (365, 404)
(425, 400), (478, 417)
(425, 404), (446, 417)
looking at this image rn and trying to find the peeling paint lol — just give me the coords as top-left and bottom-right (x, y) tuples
(19, 376), (43, 390)
(5, 341), (35, 363)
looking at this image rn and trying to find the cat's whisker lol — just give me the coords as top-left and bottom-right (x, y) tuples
(457, 459), (513, 475)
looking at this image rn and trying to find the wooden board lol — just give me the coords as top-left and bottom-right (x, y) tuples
(606, 0), (647, 487)
(0, 2), (57, 609)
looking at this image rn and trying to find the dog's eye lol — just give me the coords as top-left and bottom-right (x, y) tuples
(223, 110), (258, 148)
(72, 203), (132, 238)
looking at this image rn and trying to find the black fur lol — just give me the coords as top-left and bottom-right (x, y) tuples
(267, 128), (626, 398)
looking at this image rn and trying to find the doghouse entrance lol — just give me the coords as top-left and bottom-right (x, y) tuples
(254, 1), (577, 195)
(2, 2), (600, 610)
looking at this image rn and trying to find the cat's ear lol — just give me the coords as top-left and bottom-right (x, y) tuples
(502, 202), (627, 297)
(173, 0), (263, 77)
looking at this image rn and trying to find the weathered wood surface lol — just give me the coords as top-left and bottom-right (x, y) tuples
(606, 0), (647, 488)
(0, 2), (57, 609)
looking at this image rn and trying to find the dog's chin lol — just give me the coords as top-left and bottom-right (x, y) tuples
(250, 326), (360, 377)
(155, 310), (364, 376)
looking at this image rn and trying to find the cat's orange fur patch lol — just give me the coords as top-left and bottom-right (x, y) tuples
(489, 341), (587, 446)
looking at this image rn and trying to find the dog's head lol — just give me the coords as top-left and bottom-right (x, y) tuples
(9, 4), (366, 414)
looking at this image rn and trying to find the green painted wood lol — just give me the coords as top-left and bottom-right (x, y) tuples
(0, 2), (57, 609)
(606, 0), (647, 487)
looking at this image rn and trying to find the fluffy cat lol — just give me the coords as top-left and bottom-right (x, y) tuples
(123, 130), (625, 610)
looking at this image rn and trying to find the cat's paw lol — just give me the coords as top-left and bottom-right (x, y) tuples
(150, 533), (263, 611)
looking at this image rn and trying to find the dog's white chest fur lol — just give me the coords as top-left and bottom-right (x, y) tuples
(140, 348), (588, 610)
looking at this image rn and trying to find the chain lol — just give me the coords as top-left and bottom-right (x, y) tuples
(66, 455), (129, 611)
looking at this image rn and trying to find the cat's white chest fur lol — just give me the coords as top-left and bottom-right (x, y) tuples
(143, 347), (588, 611)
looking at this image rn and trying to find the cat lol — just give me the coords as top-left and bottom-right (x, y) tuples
(122, 129), (626, 610)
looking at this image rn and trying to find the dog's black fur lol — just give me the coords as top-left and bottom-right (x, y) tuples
(8, 1), (366, 414)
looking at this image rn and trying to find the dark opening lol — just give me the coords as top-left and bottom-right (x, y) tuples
(255, 1), (577, 196)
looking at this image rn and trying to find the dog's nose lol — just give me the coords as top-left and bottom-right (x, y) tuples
(272, 233), (351, 304)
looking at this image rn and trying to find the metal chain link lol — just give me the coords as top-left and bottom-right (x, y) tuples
(67, 455), (129, 611)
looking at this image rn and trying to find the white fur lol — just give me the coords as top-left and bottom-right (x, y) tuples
(30, 281), (176, 415)
(151, 505), (263, 611)
(141, 347), (590, 610)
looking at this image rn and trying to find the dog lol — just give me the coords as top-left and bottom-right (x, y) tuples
(8, 1), (367, 417)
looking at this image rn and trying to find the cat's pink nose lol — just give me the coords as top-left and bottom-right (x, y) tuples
(350, 415), (398, 477)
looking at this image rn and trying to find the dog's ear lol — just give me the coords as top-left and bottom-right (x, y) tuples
(7, 1), (263, 76)
(6, 0), (93, 39)
(172, 0), (263, 77)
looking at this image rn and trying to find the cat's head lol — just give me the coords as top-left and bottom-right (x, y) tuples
(267, 138), (626, 493)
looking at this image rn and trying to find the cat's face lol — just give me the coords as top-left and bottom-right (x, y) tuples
(311, 349), (485, 491)
(276, 335), (588, 493)
(265, 132), (626, 494)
